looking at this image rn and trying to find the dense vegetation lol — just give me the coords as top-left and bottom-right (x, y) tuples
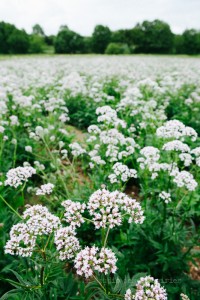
(0, 56), (199, 299)
(0, 20), (200, 55)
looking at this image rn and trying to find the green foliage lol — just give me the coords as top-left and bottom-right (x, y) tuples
(92, 25), (112, 54)
(65, 94), (99, 129)
(32, 24), (45, 37)
(105, 43), (130, 55)
(0, 22), (29, 54)
(182, 29), (200, 55)
(29, 35), (45, 53)
(132, 19), (174, 53)
(0, 19), (200, 55)
(54, 27), (84, 54)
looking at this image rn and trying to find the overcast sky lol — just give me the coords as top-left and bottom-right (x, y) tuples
(0, 0), (199, 35)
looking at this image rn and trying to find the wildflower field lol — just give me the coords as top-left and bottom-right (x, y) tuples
(0, 55), (200, 300)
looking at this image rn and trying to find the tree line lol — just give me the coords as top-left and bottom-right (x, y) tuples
(0, 20), (200, 55)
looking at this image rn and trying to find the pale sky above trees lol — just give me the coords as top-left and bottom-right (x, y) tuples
(0, 0), (199, 35)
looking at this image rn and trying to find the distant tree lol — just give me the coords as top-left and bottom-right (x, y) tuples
(92, 25), (111, 53)
(105, 43), (130, 54)
(111, 29), (134, 46)
(173, 34), (184, 54)
(29, 35), (45, 53)
(82, 36), (92, 53)
(182, 29), (200, 54)
(7, 28), (29, 54)
(132, 20), (174, 53)
(32, 24), (45, 37)
(59, 25), (69, 32)
(54, 27), (84, 53)
(0, 22), (16, 53)
(45, 35), (55, 46)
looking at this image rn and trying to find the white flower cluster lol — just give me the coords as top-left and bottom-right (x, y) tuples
(74, 246), (117, 278)
(191, 147), (200, 166)
(138, 146), (160, 168)
(10, 115), (19, 126)
(5, 166), (36, 188)
(159, 191), (172, 204)
(162, 140), (190, 153)
(135, 276), (167, 300)
(88, 125), (101, 134)
(172, 170), (198, 191)
(124, 289), (135, 300)
(4, 223), (36, 257)
(179, 153), (193, 167)
(62, 200), (86, 227)
(5, 205), (61, 257)
(87, 126), (136, 167)
(89, 145), (106, 168)
(88, 189), (121, 229)
(23, 205), (61, 236)
(0, 125), (5, 133)
(36, 183), (54, 195)
(25, 145), (32, 153)
(29, 126), (49, 141)
(60, 149), (68, 159)
(54, 226), (80, 260)
(180, 293), (190, 300)
(96, 105), (126, 128)
(88, 188), (144, 229)
(108, 162), (137, 184)
(69, 142), (86, 157)
(59, 112), (70, 123)
(34, 160), (45, 171)
(156, 120), (197, 141)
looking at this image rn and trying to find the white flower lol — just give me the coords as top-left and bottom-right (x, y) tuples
(69, 142), (86, 157)
(135, 276), (167, 300)
(5, 205), (61, 257)
(23, 205), (61, 235)
(162, 140), (190, 153)
(5, 166), (36, 188)
(59, 113), (70, 123)
(74, 246), (117, 278)
(62, 200), (86, 228)
(5, 223), (36, 257)
(0, 126), (5, 133)
(172, 170), (198, 191)
(156, 120), (197, 141)
(10, 115), (19, 126)
(34, 161), (45, 171)
(159, 191), (172, 204)
(180, 293), (190, 300)
(25, 146), (32, 153)
(124, 289), (134, 300)
(108, 162), (137, 184)
(54, 227), (80, 260)
(36, 183), (54, 195)
(179, 153), (193, 166)
(88, 189), (144, 229)
(191, 147), (200, 166)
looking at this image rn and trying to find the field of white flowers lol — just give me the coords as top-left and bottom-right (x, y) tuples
(0, 55), (200, 300)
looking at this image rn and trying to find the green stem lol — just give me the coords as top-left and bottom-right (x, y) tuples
(93, 275), (106, 293)
(40, 250), (47, 286)
(12, 137), (17, 168)
(83, 217), (93, 223)
(103, 227), (110, 247)
(0, 194), (22, 219)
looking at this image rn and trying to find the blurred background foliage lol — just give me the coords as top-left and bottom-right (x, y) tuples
(0, 19), (200, 55)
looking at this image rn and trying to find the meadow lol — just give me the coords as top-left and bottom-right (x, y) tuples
(0, 55), (200, 300)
